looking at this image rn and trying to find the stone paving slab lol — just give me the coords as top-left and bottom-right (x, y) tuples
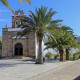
(27, 59), (80, 80)
(0, 59), (73, 80)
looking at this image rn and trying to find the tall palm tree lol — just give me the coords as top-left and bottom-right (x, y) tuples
(45, 28), (66, 61)
(61, 26), (79, 60)
(18, 7), (62, 64)
(0, 0), (31, 13)
(45, 26), (79, 61)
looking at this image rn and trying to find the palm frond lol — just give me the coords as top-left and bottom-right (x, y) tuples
(0, 0), (14, 13)
(0, 0), (31, 14)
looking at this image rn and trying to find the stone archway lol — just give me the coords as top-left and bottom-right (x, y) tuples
(14, 43), (23, 56)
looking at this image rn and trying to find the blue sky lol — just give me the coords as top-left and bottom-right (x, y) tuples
(0, 0), (80, 36)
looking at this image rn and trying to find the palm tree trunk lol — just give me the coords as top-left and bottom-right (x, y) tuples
(36, 35), (43, 64)
(66, 48), (69, 60)
(59, 49), (64, 61)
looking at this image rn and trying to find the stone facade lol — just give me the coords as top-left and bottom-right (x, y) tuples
(2, 10), (37, 58)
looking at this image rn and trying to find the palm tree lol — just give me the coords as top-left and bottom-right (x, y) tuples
(45, 25), (79, 61)
(45, 28), (66, 61)
(61, 26), (79, 60)
(18, 7), (62, 64)
(0, 0), (31, 13)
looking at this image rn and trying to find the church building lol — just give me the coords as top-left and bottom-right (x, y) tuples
(2, 10), (38, 58)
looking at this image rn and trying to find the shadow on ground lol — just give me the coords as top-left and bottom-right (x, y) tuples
(74, 75), (80, 80)
(0, 59), (35, 68)
(0, 59), (62, 68)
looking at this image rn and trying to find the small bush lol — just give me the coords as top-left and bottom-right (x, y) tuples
(45, 52), (53, 59)
(53, 54), (59, 60)
(74, 52), (80, 59)
(0, 41), (2, 50)
(70, 52), (80, 60)
(69, 54), (73, 60)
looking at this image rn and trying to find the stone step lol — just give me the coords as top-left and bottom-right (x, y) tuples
(2, 56), (33, 60)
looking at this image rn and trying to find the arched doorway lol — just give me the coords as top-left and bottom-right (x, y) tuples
(15, 43), (23, 56)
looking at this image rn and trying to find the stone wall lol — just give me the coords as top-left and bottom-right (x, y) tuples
(2, 28), (36, 57)
(2, 28), (9, 57)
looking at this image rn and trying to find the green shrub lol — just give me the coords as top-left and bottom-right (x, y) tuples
(45, 52), (53, 59)
(64, 51), (66, 60)
(70, 52), (80, 60)
(69, 54), (73, 60)
(53, 54), (59, 60)
(0, 41), (2, 50)
(74, 52), (80, 59)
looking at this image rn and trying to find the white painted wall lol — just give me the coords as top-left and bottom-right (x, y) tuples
(35, 36), (58, 58)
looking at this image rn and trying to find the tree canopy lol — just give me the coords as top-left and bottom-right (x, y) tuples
(17, 6), (62, 63)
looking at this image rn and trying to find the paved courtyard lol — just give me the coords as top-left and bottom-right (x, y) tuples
(0, 59), (79, 80)
(28, 59), (80, 80)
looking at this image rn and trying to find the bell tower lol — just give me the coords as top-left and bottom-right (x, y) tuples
(12, 10), (25, 28)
